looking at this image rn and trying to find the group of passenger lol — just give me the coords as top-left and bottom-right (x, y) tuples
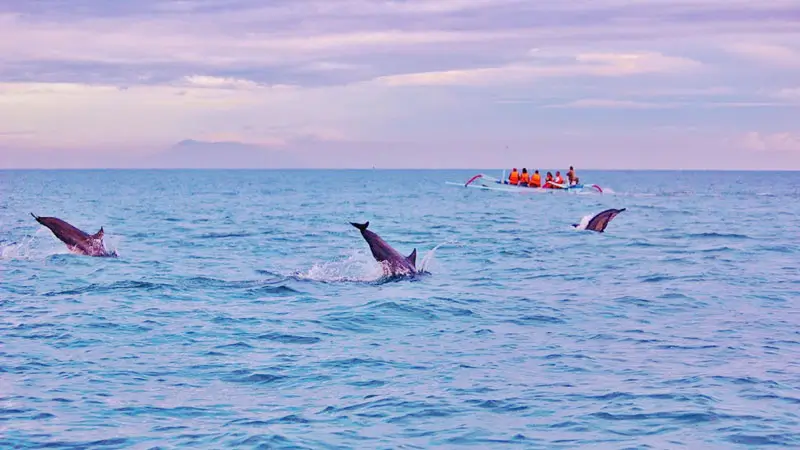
(506, 166), (580, 188)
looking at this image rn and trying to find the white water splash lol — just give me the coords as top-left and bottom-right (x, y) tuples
(418, 240), (457, 273)
(104, 235), (123, 257)
(293, 240), (455, 282)
(1, 238), (73, 260)
(0, 227), (120, 260)
(293, 251), (387, 283)
(1, 239), (35, 260)
(0, 229), (58, 260)
(573, 215), (592, 231)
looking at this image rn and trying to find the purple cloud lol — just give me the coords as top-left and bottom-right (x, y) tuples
(1, 0), (799, 168)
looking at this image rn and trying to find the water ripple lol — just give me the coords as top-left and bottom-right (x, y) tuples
(1, 169), (799, 448)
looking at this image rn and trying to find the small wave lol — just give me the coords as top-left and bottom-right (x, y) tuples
(741, 394), (800, 405)
(348, 379), (386, 387)
(214, 342), (254, 350)
(198, 231), (257, 239)
(114, 406), (224, 418)
(590, 411), (722, 423)
(227, 414), (310, 426)
(42, 280), (170, 296)
(587, 392), (717, 404)
(319, 358), (428, 373)
(687, 232), (753, 240)
(256, 332), (321, 344)
(367, 301), (439, 321)
(320, 312), (382, 334)
(245, 284), (300, 296)
(179, 276), (257, 289)
(656, 344), (719, 350)
(387, 407), (460, 423)
(698, 246), (737, 253)
(3, 437), (132, 449)
(638, 274), (706, 283)
(465, 398), (530, 412)
(506, 314), (566, 325)
(755, 245), (797, 254)
(172, 275), (300, 296)
(223, 371), (289, 385)
(726, 434), (797, 446)
(627, 240), (665, 248)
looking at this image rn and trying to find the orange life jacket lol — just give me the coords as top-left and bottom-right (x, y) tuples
(530, 174), (541, 187)
(555, 175), (564, 186)
(520, 172), (530, 184)
(509, 171), (519, 184)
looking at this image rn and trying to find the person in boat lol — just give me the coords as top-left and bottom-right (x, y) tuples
(567, 166), (580, 186)
(544, 171), (554, 188)
(508, 168), (520, 185)
(519, 168), (530, 186)
(530, 170), (541, 188)
(553, 171), (565, 188)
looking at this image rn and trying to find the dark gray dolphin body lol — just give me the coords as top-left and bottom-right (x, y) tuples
(350, 221), (417, 276)
(31, 213), (117, 257)
(573, 208), (626, 232)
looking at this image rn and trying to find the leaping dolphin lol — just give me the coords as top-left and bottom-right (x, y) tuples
(350, 221), (417, 276)
(31, 213), (118, 257)
(573, 208), (626, 233)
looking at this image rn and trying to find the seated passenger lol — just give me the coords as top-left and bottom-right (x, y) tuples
(554, 171), (565, 188)
(544, 172), (554, 188)
(508, 168), (519, 185)
(519, 168), (530, 186)
(530, 170), (541, 188)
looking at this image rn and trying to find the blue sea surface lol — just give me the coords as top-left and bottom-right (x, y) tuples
(1, 169), (799, 449)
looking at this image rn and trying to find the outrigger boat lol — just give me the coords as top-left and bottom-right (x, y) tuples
(446, 172), (603, 194)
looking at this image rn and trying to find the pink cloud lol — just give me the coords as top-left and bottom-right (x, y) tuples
(742, 132), (800, 152)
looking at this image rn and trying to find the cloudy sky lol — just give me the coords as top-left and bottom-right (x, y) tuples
(1, 0), (799, 169)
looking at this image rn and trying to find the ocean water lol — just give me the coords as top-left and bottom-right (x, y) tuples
(1, 169), (798, 449)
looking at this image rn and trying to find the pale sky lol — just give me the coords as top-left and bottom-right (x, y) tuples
(1, 0), (799, 169)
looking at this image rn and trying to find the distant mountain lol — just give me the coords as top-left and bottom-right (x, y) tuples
(143, 139), (306, 168)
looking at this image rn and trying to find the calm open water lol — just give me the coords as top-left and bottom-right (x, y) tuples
(1, 169), (799, 449)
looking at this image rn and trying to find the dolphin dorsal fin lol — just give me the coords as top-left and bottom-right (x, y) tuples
(92, 227), (104, 240)
(406, 248), (417, 267)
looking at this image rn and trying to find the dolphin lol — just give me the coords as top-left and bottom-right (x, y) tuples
(31, 213), (118, 257)
(350, 221), (417, 276)
(573, 208), (626, 233)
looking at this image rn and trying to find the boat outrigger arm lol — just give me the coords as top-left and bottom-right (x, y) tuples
(464, 174), (484, 187)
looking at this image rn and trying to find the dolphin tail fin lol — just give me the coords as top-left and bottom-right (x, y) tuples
(407, 248), (417, 267)
(350, 221), (369, 231)
(92, 227), (105, 240)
